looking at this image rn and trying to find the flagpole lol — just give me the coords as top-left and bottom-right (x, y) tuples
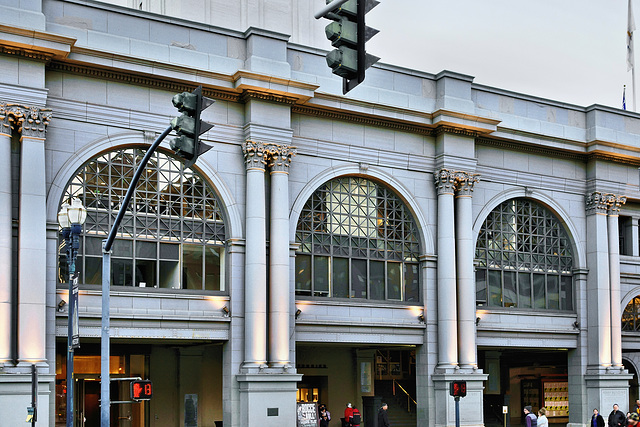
(634, 66), (637, 111)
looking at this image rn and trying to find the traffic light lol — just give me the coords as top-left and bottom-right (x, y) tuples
(449, 381), (467, 398)
(321, 0), (380, 94)
(130, 380), (153, 401)
(169, 85), (214, 168)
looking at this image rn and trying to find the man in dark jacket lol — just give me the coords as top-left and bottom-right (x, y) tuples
(608, 404), (626, 427)
(378, 403), (390, 427)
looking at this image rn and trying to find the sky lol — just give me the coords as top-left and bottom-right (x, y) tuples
(365, 0), (633, 109)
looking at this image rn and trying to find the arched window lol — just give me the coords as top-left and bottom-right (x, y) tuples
(295, 177), (420, 302)
(622, 296), (640, 332)
(475, 198), (573, 310)
(58, 147), (226, 291)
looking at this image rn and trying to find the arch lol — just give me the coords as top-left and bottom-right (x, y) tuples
(46, 131), (243, 239)
(621, 287), (640, 309)
(289, 164), (434, 255)
(472, 187), (585, 270)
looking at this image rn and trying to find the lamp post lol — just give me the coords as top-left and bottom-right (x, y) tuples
(58, 198), (87, 427)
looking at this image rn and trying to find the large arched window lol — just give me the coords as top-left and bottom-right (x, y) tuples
(58, 147), (226, 291)
(475, 198), (573, 310)
(295, 177), (420, 302)
(623, 296), (640, 331)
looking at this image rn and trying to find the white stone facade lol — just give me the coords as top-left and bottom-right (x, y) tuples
(1, 1), (640, 426)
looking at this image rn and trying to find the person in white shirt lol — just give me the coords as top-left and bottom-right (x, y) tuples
(537, 407), (549, 427)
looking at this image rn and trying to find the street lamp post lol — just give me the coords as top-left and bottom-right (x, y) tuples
(58, 198), (87, 427)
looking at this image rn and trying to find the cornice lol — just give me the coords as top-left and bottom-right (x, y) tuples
(240, 89), (299, 105)
(477, 136), (585, 162)
(0, 24), (75, 61)
(431, 109), (501, 127)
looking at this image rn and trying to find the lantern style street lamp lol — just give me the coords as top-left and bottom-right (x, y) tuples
(58, 198), (87, 427)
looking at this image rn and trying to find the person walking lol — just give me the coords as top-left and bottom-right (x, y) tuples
(537, 407), (548, 427)
(343, 403), (353, 427)
(635, 400), (640, 415)
(523, 406), (537, 427)
(592, 408), (605, 427)
(378, 403), (391, 427)
(609, 404), (626, 427)
(349, 406), (361, 427)
(319, 404), (331, 427)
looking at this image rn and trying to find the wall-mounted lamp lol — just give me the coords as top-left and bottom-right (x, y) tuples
(57, 300), (67, 312)
(573, 320), (580, 330)
(221, 305), (230, 317)
(418, 313), (425, 323)
(475, 317), (481, 326)
(295, 309), (302, 319)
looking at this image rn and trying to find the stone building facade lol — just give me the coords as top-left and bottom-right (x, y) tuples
(1, 0), (640, 426)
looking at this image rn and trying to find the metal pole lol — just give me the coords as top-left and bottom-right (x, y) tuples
(100, 125), (172, 427)
(65, 228), (74, 427)
(31, 364), (37, 426)
(314, 0), (350, 19)
(454, 396), (460, 427)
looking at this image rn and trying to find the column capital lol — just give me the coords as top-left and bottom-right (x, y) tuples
(0, 102), (12, 137)
(242, 140), (268, 171)
(434, 169), (457, 195)
(585, 191), (627, 215)
(1, 104), (52, 140)
(434, 169), (481, 196)
(454, 171), (481, 196)
(265, 143), (296, 173)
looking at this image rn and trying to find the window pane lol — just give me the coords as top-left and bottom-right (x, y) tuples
(135, 259), (156, 287)
(85, 237), (103, 255)
(518, 273), (531, 308)
(370, 261), (385, 300)
(488, 270), (501, 306)
(85, 256), (101, 285)
(503, 271), (517, 307)
(160, 242), (179, 259)
(351, 259), (367, 298)
(560, 275), (572, 310)
(333, 257), (349, 298)
(387, 262), (402, 300)
(112, 259), (133, 286)
(533, 273), (546, 309)
(159, 260), (180, 289)
(112, 239), (133, 257)
(204, 246), (222, 291)
(183, 244), (203, 290)
(476, 269), (487, 306)
(404, 263), (419, 302)
(295, 255), (311, 296)
(547, 275), (559, 310)
(136, 241), (156, 258)
(313, 256), (329, 297)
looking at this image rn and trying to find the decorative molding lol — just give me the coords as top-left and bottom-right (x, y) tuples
(585, 192), (627, 215)
(435, 169), (481, 196)
(47, 61), (240, 102)
(242, 140), (268, 171)
(455, 171), (481, 196)
(434, 125), (483, 138)
(0, 102), (11, 137)
(434, 169), (457, 195)
(240, 89), (299, 105)
(265, 143), (296, 173)
(477, 137), (585, 162)
(0, 103), (52, 139)
(0, 45), (55, 62)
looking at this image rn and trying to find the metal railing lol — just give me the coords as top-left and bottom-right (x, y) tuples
(393, 379), (417, 413)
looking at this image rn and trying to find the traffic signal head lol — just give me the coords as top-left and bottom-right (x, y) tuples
(130, 380), (153, 401)
(169, 86), (214, 167)
(320, 0), (380, 94)
(449, 381), (467, 397)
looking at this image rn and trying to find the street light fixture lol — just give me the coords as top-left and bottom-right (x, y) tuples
(58, 198), (86, 427)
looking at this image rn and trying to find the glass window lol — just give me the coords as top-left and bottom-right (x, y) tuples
(58, 148), (226, 291)
(475, 198), (573, 311)
(295, 177), (421, 302)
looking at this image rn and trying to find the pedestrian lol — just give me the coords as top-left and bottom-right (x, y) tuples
(609, 404), (626, 427)
(343, 403), (353, 427)
(629, 412), (640, 427)
(537, 407), (548, 427)
(319, 404), (331, 427)
(349, 406), (361, 427)
(592, 408), (605, 427)
(378, 402), (391, 427)
(523, 405), (537, 427)
(636, 400), (640, 415)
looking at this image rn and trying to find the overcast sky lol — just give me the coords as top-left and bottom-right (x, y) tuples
(365, 0), (632, 109)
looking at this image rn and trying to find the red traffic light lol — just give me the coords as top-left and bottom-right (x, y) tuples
(130, 380), (153, 401)
(449, 381), (467, 397)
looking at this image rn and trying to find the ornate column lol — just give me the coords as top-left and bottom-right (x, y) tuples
(14, 106), (51, 364)
(608, 194), (626, 368)
(434, 169), (458, 369)
(0, 103), (13, 364)
(266, 144), (295, 367)
(585, 192), (612, 370)
(241, 141), (268, 368)
(455, 171), (480, 369)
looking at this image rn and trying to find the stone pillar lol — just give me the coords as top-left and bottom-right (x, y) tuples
(0, 104), (13, 364)
(15, 106), (51, 364)
(242, 141), (268, 367)
(585, 192), (612, 371)
(608, 195), (626, 368)
(266, 144), (295, 366)
(434, 169), (458, 369)
(455, 172), (480, 369)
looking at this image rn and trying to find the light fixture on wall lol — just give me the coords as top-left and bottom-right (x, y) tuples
(418, 312), (425, 323)
(573, 320), (579, 330)
(475, 317), (481, 326)
(221, 306), (230, 317)
(295, 309), (302, 319)
(57, 300), (67, 312)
